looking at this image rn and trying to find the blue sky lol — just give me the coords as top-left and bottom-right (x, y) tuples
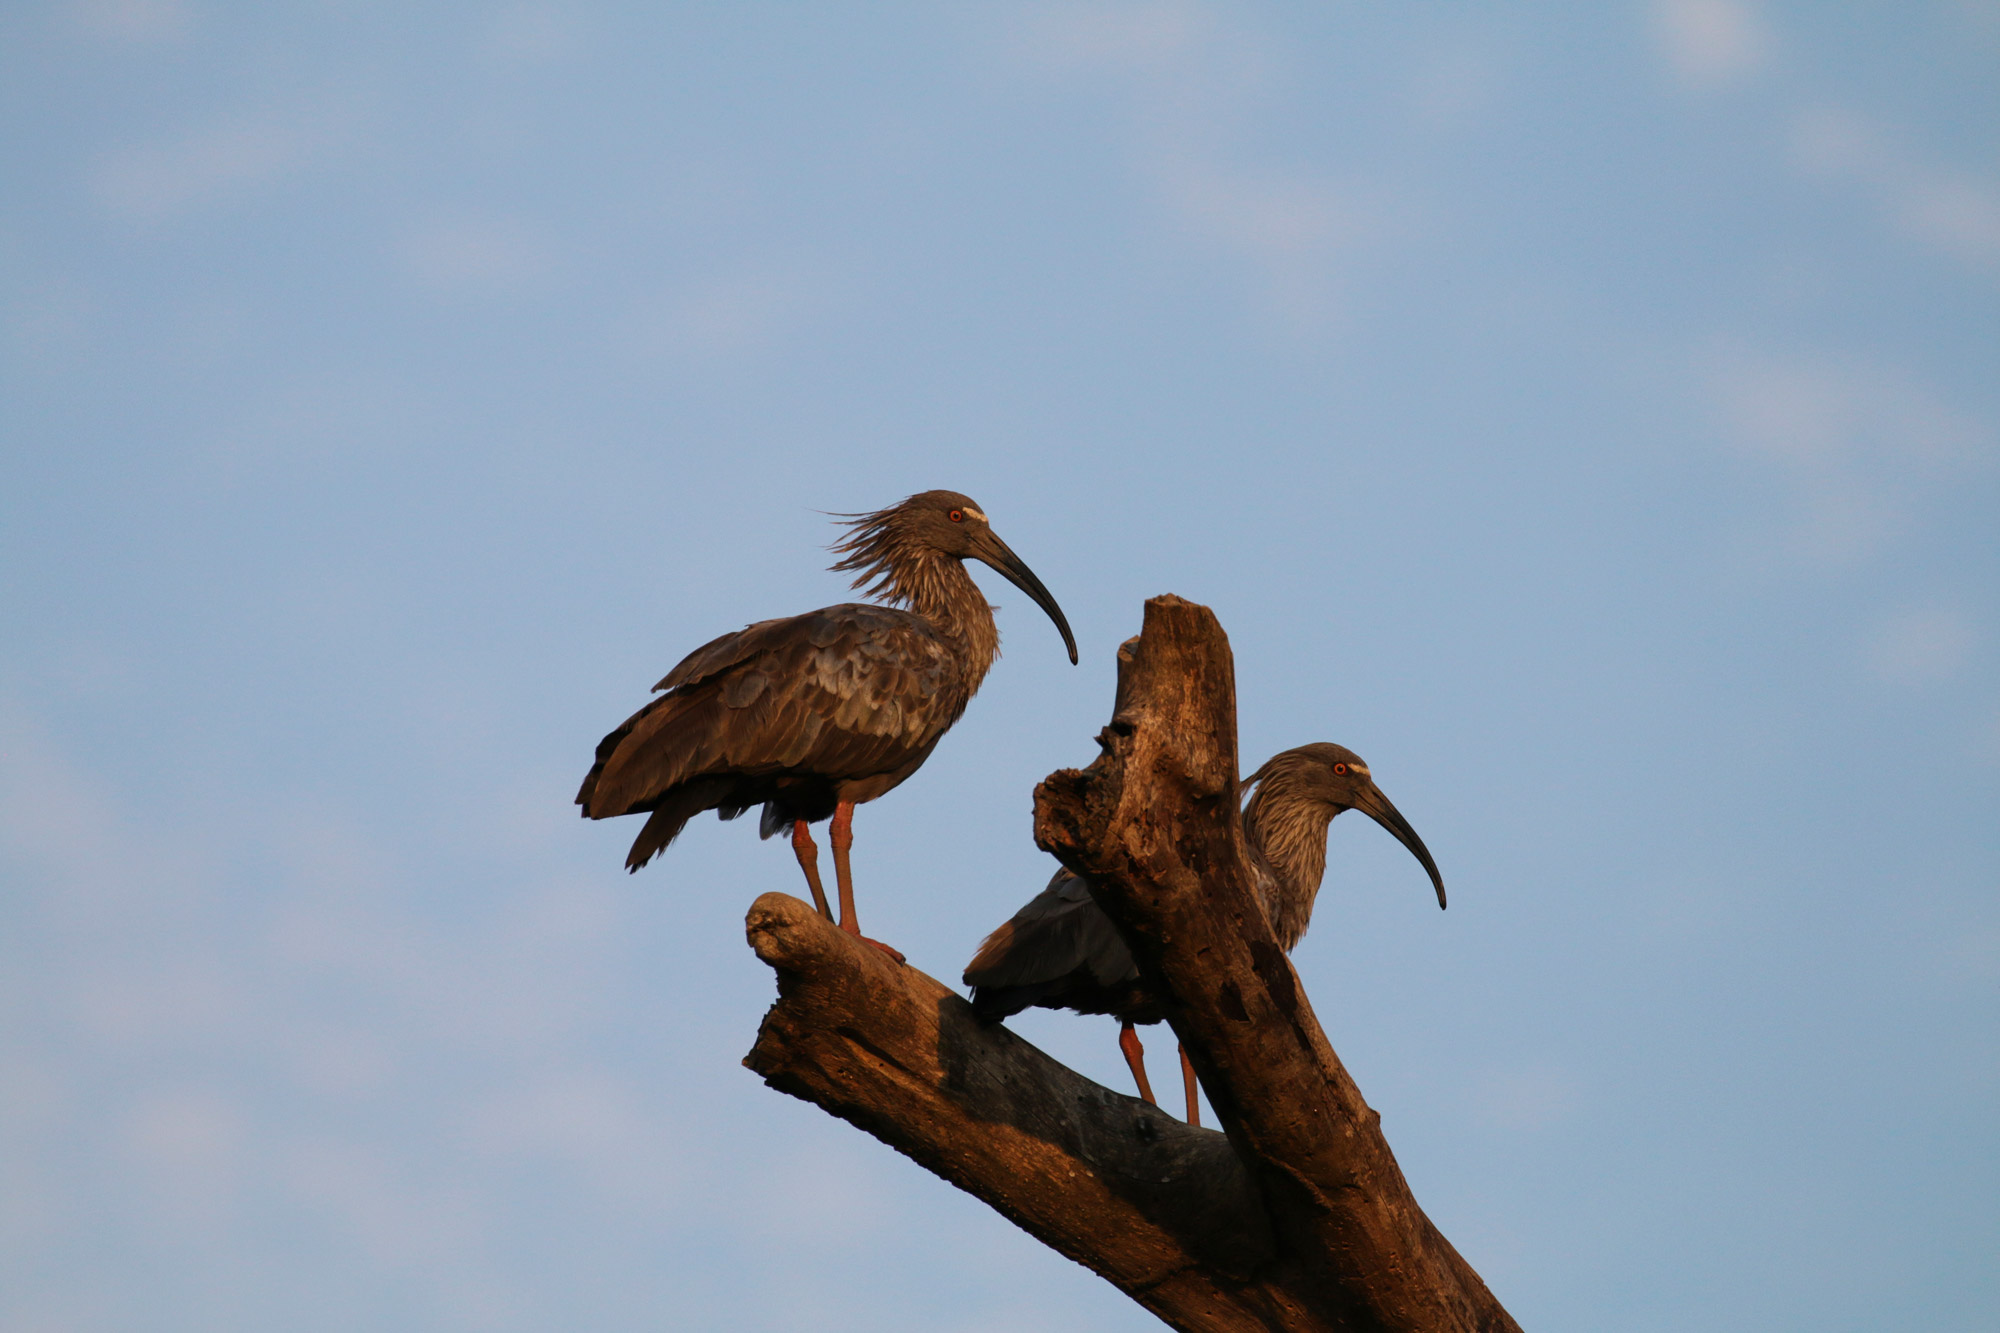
(2, 3), (1995, 1330)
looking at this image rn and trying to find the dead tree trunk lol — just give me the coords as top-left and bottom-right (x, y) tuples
(744, 595), (1521, 1333)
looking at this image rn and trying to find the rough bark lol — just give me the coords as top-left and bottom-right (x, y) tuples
(746, 894), (1313, 1331)
(744, 595), (1521, 1333)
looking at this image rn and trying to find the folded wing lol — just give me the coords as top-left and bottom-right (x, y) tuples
(577, 603), (963, 868)
(963, 869), (1150, 1022)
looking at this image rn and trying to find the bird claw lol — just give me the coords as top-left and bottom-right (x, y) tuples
(837, 916), (905, 964)
(864, 937), (907, 965)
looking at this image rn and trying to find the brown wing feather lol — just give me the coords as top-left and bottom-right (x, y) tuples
(964, 768), (1297, 1023)
(963, 869), (1152, 1022)
(652, 616), (799, 693)
(577, 603), (964, 838)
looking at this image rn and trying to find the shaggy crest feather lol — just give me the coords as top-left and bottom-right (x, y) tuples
(825, 492), (1002, 663)
(826, 503), (908, 603)
(827, 497), (976, 624)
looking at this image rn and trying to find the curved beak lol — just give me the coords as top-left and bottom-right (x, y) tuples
(1350, 783), (1447, 909)
(970, 529), (1079, 664)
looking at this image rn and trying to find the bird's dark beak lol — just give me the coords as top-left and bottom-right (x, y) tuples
(970, 529), (1079, 664)
(1350, 784), (1447, 909)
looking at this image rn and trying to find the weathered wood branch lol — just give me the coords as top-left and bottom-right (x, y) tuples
(746, 893), (1317, 1330)
(744, 595), (1520, 1332)
(1036, 596), (1519, 1332)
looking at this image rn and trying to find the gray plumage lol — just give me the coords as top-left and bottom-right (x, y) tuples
(578, 490), (1077, 873)
(964, 742), (1444, 1024)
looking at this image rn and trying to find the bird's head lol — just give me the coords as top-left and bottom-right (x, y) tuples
(1247, 742), (1447, 909)
(831, 490), (1078, 663)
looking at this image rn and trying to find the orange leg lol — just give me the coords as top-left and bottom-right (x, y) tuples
(791, 820), (832, 920)
(829, 800), (903, 963)
(1119, 1023), (1157, 1107)
(1179, 1044), (1201, 1128)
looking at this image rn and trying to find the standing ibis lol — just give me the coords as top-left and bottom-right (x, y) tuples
(578, 490), (1077, 957)
(964, 742), (1444, 1122)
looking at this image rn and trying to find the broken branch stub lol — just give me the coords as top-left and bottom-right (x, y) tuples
(742, 593), (1520, 1332)
(1034, 595), (1521, 1333)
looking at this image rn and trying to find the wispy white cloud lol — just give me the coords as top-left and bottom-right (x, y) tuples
(0, 1047), (71, 1256)
(1648, 0), (1771, 88)
(0, 696), (691, 1322)
(1156, 160), (1375, 327)
(121, 1085), (250, 1231)
(623, 261), (825, 361)
(1642, 5), (2000, 276)
(477, 3), (586, 67)
(401, 215), (561, 296)
(1005, 1), (1391, 328)
(1015, 0), (1209, 70)
(1792, 106), (2000, 275)
(1711, 348), (1990, 566)
(91, 101), (362, 221)
(468, 1068), (685, 1208)
(66, 0), (190, 43)
(1, 273), (94, 377)
(94, 121), (302, 219)
(283, 1135), (520, 1325)
(0, 696), (212, 917)
(731, 1137), (893, 1245)
(1470, 1062), (1584, 1131)
(1867, 604), (1977, 686)
(1408, 45), (1510, 134)
(281, 1024), (394, 1100)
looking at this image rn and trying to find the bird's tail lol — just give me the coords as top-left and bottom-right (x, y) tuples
(622, 776), (734, 871)
(580, 688), (727, 820)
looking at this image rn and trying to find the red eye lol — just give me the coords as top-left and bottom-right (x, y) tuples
(1333, 763), (1347, 775)
(948, 508), (964, 522)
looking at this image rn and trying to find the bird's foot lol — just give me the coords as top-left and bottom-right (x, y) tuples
(836, 917), (906, 964)
(862, 937), (906, 965)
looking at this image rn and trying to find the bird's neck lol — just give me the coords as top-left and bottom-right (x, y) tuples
(1243, 781), (1336, 951)
(893, 553), (1001, 688)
